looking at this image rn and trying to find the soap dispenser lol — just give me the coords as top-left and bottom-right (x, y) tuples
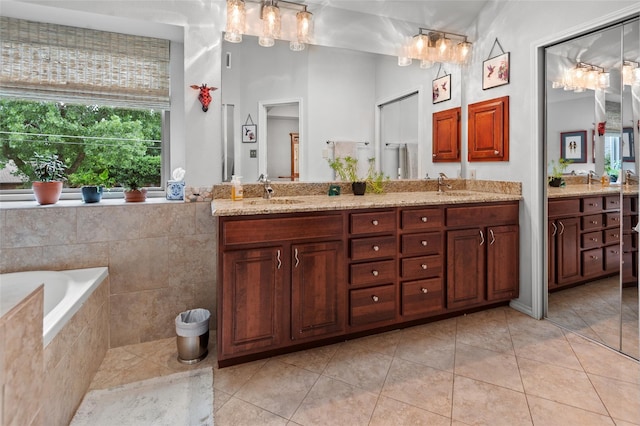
(600, 172), (610, 187)
(231, 176), (244, 201)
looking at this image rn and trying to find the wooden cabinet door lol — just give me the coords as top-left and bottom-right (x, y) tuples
(468, 96), (509, 162)
(220, 247), (284, 358)
(447, 228), (486, 309)
(486, 225), (519, 301)
(556, 217), (581, 284)
(291, 241), (345, 340)
(432, 107), (461, 162)
(548, 220), (557, 288)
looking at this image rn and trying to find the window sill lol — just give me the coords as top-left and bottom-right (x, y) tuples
(0, 195), (187, 210)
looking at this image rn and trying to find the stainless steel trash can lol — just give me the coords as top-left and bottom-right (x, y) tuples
(175, 308), (210, 364)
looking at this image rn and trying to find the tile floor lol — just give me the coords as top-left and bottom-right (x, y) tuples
(88, 306), (640, 425)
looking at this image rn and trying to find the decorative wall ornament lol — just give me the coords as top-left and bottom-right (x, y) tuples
(242, 114), (257, 143)
(560, 130), (587, 163)
(190, 84), (217, 112)
(482, 38), (510, 90)
(432, 64), (451, 104)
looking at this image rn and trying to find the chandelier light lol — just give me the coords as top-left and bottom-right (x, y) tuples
(623, 60), (639, 86)
(259, 1), (280, 47)
(224, 0), (246, 43)
(553, 62), (610, 92)
(399, 28), (473, 68)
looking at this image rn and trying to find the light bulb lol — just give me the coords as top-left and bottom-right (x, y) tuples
(224, 0), (245, 43)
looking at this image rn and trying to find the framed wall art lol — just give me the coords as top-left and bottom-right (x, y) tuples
(623, 127), (635, 162)
(242, 114), (257, 143)
(483, 38), (510, 90)
(432, 65), (451, 104)
(560, 130), (587, 163)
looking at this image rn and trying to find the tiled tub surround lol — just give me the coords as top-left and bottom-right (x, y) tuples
(0, 200), (217, 347)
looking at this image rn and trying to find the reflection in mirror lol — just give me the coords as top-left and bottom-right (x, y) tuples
(545, 18), (639, 360)
(221, 34), (462, 182)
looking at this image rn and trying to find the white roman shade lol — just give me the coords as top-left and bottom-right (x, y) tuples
(0, 16), (170, 110)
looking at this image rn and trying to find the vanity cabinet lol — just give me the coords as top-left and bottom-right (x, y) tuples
(446, 202), (519, 309)
(623, 195), (638, 285)
(432, 107), (461, 162)
(467, 96), (509, 162)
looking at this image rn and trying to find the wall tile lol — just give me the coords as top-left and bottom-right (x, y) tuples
(76, 205), (143, 243)
(139, 203), (196, 238)
(109, 237), (169, 294)
(0, 246), (44, 273)
(167, 234), (216, 284)
(39, 243), (109, 272)
(3, 208), (77, 248)
(196, 203), (217, 234)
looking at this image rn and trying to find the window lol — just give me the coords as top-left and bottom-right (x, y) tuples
(0, 16), (170, 197)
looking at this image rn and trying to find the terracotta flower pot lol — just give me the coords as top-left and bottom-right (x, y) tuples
(32, 181), (63, 205)
(124, 188), (147, 202)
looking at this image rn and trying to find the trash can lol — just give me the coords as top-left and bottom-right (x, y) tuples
(175, 308), (210, 364)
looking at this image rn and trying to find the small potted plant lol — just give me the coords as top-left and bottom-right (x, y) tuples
(365, 158), (389, 194)
(30, 152), (67, 205)
(548, 158), (571, 187)
(328, 156), (367, 195)
(604, 154), (620, 182)
(114, 157), (159, 202)
(69, 169), (113, 203)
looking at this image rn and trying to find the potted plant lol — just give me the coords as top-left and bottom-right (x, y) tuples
(69, 169), (113, 203)
(30, 152), (67, 205)
(328, 156), (367, 195)
(114, 157), (159, 202)
(604, 154), (620, 182)
(365, 158), (389, 194)
(548, 158), (571, 187)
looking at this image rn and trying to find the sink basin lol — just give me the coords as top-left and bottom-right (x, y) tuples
(436, 191), (476, 197)
(245, 198), (305, 205)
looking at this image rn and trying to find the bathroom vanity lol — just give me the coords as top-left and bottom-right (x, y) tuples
(213, 182), (522, 366)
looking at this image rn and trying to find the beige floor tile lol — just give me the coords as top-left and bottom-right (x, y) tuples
(451, 375), (532, 426)
(456, 315), (514, 354)
(214, 389), (232, 413)
(213, 359), (267, 394)
(322, 343), (393, 393)
(589, 374), (640, 424)
(395, 329), (456, 372)
(380, 357), (453, 417)
(235, 359), (319, 419)
(369, 396), (450, 426)
(526, 395), (615, 426)
(405, 317), (458, 342)
(215, 397), (288, 425)
(275, 344), (340, 374)
(511, 332), (584, 371)
(517, 357), (608, 415)
(291, 375), (378, 426)
(454, 342), (524, 392)
(345, 329), (402, 357)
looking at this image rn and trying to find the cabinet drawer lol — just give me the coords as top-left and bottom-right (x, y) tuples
(350, 284), (396, 326)
(581, 231), (602, 249)
(603, 228), (621, 245)
(605, 212), (621, 228)
(623, 233), (637, 251)
(401, 255), (443, 280)
(549, 198), (580, 217)
(350, 260), (395, 286)
(604, 196), (621, 211)
(350, 211), (396, 235)
(582, 248), (603, 276)
(401, 208), (443, 231)
(604, 245), (621, 271)
(401, 278), (444, 317)
(582, 197), (603, 213)
(446, 203), (518, 227)
(401, 232), (442, 256)
(350, 236), (396, 261)
(582, 214), (603, 231)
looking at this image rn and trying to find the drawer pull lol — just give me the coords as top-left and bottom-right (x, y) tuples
(372, 220), (379, 226)
(479, 230), (485, 246)
(277, 249), (282, 269)
(590, 255), (599, 260)
(372, 270), (379, 277)
(421, 264), (428, 270)
(590, 220), (598, 225)
(588, 202), (598, 207)
(372, 295), (379, 302)
(421, 287), (428, 294)
(421, 240), (428, 246)
(590, 237), (598, 242)
(421, 216), (428, 223)
(372, 245), (380, 252)
(612, 234), (619, 238)
(611, 217), (620, 221)
(610, 250), (619, 254)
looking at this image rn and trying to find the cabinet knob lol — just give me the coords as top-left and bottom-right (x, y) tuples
(421, 240), (428, 246)
(611, 250), (619, 254)
(590, 220), (598, 225)
(612, 217), (619, 221)
(372, 295), (379, 302)
(421, 287), (428, 294)
(421, 217), (428, 223)
(589, 203), (598, 207)
(494, 150), (499, 155)
(590, 237), (598, 242)
(372, 220), (379, 226)
(421, 264), (428, 270)
(613, 234), (619, 238)
(372, 270), (379, 276)
(372, 245), (380, 251)
(590, 255), (599, 260)
(432, 153), (437, 158)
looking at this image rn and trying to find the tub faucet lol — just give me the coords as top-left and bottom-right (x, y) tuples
(258, 174), (274, 199)
(587, 170), (598, 186)
(437, 172), (452, 193)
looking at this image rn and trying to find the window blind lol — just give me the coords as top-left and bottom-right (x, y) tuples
(0, 17), (170, 110)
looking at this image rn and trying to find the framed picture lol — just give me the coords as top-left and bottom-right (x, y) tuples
(242, 124), (257, 143)
(482, 52), (510, 90)
(432, 74), (451, 104)
(622, 127), (635, 162)
(560, 130), (587, 163)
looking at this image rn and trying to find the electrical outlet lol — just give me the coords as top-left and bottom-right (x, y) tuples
(469, 169), (477, 180)
(250, 149), (257, 158)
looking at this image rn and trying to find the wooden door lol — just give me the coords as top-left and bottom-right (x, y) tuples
(486, 225), (519, 301)
(556, 217), (581, 285)
(291, 241), (345, 340)
(432, 107), (461, 162)
(290, 132), (299, 181)
(447, 228), (486, 309)
(468, 96), (509, 162)
(220, 247), (284, 358)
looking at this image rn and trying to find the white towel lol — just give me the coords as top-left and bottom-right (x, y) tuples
(333, 141), (358, 160)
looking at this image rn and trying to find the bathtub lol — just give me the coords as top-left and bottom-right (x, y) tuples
(0, 267), (108, 346)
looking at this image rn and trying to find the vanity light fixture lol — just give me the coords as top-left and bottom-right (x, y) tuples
(622, 60), (639, 86)
(224, 0), (246, 43)
(259, 0), (280, 47)
(553, 62), (609, 92)
(399, 28), (473, 68)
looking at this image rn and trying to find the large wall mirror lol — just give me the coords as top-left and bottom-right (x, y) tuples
(544, 17), (639, 359)
(221, 35), (462, 183)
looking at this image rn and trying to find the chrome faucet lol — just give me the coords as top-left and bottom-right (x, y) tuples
(437, 172), (452, 193)
(587, 170), (598, 186)
(258, 174), (274, 199)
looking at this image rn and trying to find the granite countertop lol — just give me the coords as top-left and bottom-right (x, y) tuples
(211, 187), (522, 216)
(548, 184), (639, 199)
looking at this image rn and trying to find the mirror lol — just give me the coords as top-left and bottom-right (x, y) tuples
(221, 35), (462, 182)
(545, 18), (639, 360)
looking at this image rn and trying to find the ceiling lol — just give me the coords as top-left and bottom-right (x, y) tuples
(303, 0), (490, 34)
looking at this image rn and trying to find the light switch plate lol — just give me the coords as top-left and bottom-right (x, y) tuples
(469, 169), (477, 180)
(250, 150), (257, 158)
